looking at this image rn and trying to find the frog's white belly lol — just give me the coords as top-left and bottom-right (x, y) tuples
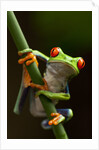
(44, 63), (68, 93)
(30, 62), (75, 117)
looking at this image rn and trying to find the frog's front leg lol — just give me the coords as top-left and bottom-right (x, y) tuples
(36, 90), (70, 100)
(36, 90), (70, 125)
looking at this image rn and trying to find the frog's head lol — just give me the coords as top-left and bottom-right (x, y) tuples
(48, 47), (85, 80)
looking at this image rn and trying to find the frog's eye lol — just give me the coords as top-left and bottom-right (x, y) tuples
(77, 58), (85, 69)
(50, 47), (60, 57)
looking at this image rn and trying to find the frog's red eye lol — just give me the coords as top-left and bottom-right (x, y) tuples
(50, 47), (60, 57)
(77, 58), (85, 69)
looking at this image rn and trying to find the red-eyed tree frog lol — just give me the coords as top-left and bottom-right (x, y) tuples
(14, 47), (85, 129)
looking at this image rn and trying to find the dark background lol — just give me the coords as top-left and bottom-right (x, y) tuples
(7, 11), (92, 139)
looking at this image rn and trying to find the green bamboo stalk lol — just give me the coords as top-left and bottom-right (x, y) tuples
(7, 11), (68, 139)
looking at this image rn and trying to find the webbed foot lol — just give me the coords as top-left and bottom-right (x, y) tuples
(48, 113), (65, 125)
(18, 52), (38, 66)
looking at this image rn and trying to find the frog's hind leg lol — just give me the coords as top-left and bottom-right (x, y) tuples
(14, 65), (31, 114)
(29, 88), (47, 117)
(41, 119), (52, 130)
(57, 108), (73, 122)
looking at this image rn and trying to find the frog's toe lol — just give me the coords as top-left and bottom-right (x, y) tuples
(48, 113), (65, 126)
(53, 114), (65, 125)
(18, 52), (38, 66)
(18, 58), (24, 64)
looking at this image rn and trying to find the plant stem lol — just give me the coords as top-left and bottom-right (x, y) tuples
(7, 11), (68, 139)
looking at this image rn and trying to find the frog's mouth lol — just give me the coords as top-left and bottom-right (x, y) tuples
(48, 61), (78, 79)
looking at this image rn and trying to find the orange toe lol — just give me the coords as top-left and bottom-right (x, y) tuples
(48, 120), (53, 125)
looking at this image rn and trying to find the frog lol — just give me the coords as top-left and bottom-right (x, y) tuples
(14, 47), (85, 129)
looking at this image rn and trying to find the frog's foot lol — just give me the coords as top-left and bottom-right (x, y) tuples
(48, 113), (65, 125)
(29, 78), (48, 91)
(18, 52), (38, 66)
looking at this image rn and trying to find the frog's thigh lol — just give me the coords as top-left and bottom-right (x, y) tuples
(29, 96), (46, 117)
(57, 108), (73, 121)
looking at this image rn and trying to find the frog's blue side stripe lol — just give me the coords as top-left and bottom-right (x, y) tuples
(19, 87), (30, 112)
(65, 82), (69, 94)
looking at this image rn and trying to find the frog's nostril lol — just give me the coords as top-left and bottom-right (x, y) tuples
(77, 58), (85, 69)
